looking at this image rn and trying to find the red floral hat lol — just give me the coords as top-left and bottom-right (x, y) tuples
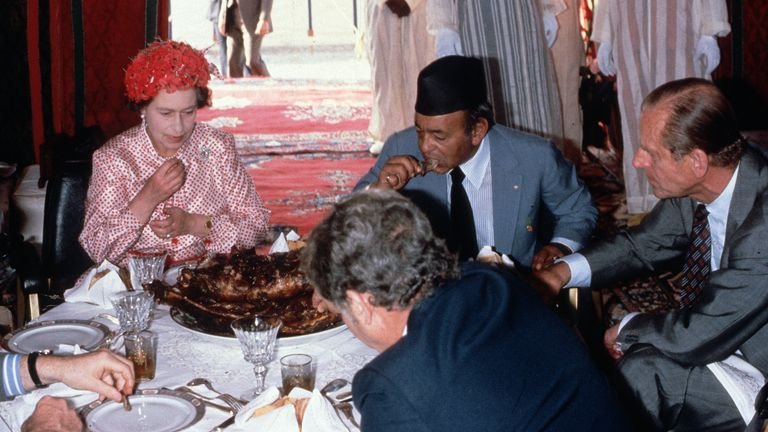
(124, 40), (210, 103)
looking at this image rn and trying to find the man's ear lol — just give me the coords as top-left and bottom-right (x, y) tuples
(688, 148), (710, 178)
(471, 117), (489, 147)
(345, 290), (374, 324)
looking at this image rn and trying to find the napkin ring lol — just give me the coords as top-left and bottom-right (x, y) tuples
(28, 351), (51, 389)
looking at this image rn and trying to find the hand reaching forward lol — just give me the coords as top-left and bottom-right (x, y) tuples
(532, 243), (570, 271)
(603, 324), (624, 360)
(531, 262), (571, 304)
(35, 350), (135, 403)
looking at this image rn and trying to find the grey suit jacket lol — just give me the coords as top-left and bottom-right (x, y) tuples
(586, 146), (768, 372)
(355, 125), (597, 267)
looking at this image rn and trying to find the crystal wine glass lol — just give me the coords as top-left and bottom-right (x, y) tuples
(231, 316), (282, 400)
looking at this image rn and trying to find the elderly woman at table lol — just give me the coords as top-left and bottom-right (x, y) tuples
(0, 350), (134, 431)
(79, 40), (270, 267)
(302, 189), (629, 431)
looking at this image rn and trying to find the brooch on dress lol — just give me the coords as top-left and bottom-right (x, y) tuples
(198, 145), (211, 160)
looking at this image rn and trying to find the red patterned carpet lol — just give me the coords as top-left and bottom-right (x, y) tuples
(197, 79), (373, 159)
(246, 154), (373, 238)
(196, 78), (376, 239)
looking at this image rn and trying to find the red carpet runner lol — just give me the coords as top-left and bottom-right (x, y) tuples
(196, 78), (376, 238)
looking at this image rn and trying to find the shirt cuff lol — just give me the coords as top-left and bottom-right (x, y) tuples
(559, 253), (591, 288)
(3, 354), (26, 398)
(550, 237), (582, 253)
(618, 312), (640, 334)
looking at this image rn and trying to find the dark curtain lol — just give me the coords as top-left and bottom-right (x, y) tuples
(24, 0), (170, 164)
(715, 0), (768, 131)
(1, 0), (34, 166)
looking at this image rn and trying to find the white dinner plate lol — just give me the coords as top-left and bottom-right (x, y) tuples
(82, 388), (204, 432)
(169, 307), (348, 347)
(4, 320), (111, 354)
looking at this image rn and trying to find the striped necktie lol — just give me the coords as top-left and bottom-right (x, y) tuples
(678, 204), (711, 308)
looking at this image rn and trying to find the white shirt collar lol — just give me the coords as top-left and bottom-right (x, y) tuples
(457, 134), (490, 189)
(706, 163), (739, 220)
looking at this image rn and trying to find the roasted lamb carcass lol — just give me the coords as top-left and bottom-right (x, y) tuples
(145, 248), (341, 337)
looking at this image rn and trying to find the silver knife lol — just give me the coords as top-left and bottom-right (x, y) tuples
(335, 402), (360, 429)
(208, 415), (235, 432)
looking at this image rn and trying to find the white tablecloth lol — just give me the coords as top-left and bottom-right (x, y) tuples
(0, 302), (376, 431)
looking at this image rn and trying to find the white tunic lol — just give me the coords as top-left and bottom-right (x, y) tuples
(592, 0), (730, 213)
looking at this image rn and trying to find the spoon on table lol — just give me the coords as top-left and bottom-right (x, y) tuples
(321, 378), (352, 402)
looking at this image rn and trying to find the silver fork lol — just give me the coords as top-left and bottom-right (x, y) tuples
(215, 393), (244, 412)
(186, 378), (245, 412)
(171, 387), (233, 414)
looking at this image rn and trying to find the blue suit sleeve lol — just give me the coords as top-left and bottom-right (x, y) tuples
(539, 141), (598, 247)
(354, 368), (429, 432)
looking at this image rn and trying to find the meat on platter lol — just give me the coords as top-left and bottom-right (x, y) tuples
(145, 248), (341, 337)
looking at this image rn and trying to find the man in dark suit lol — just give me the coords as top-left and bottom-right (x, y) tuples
(535, 78), (768, 430)
(355, 56), (597, 268)
(301, 189), (628, 431)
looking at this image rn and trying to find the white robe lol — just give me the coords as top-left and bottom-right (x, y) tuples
(366, 0), (435, 142)
(592, 0), (730, 213)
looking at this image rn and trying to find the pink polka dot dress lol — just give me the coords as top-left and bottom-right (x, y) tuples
(79, 122), (270, 267)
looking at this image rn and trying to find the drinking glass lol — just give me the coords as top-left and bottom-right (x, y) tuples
(231, 316), (282, 400)
(127, 247), (167, 290)
(110, 291), (155, 334)
(124, 330), (158, 381)
(280, 354), (315, 395)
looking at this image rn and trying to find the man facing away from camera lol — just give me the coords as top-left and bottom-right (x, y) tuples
(301, 189), (628, 431)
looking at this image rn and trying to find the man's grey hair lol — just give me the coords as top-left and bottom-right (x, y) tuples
(300, 189), (459, 310)
(641, 77), (744, 167)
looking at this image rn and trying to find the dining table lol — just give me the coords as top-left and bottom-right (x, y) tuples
(0, 299), (377, 431)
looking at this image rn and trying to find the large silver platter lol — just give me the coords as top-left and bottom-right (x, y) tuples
(82, 388), (205, 432)
(3, 319), (111, 354)
(170, 307), (347, 347)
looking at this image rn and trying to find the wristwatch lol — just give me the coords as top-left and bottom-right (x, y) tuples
(205, 217), (213, 231)
(28, 351), (52, 388)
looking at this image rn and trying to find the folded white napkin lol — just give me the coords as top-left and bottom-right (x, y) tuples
(476, 246), (516, 270)
(64, 261), (129, 307)
(286, 230), (301, 241)
(707, 355), (766, 423)
(232, 386), (349, 432)
(55, 344), (86, 355)
(269, 233), (290, 255)
(7, 383), (98, 430)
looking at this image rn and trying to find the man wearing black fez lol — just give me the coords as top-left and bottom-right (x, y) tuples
(355, 55), (597, 269)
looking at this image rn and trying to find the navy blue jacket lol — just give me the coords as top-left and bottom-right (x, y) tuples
(352, 263), (628, 431)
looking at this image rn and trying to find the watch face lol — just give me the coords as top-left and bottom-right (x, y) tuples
(206, 219), (213, 229)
